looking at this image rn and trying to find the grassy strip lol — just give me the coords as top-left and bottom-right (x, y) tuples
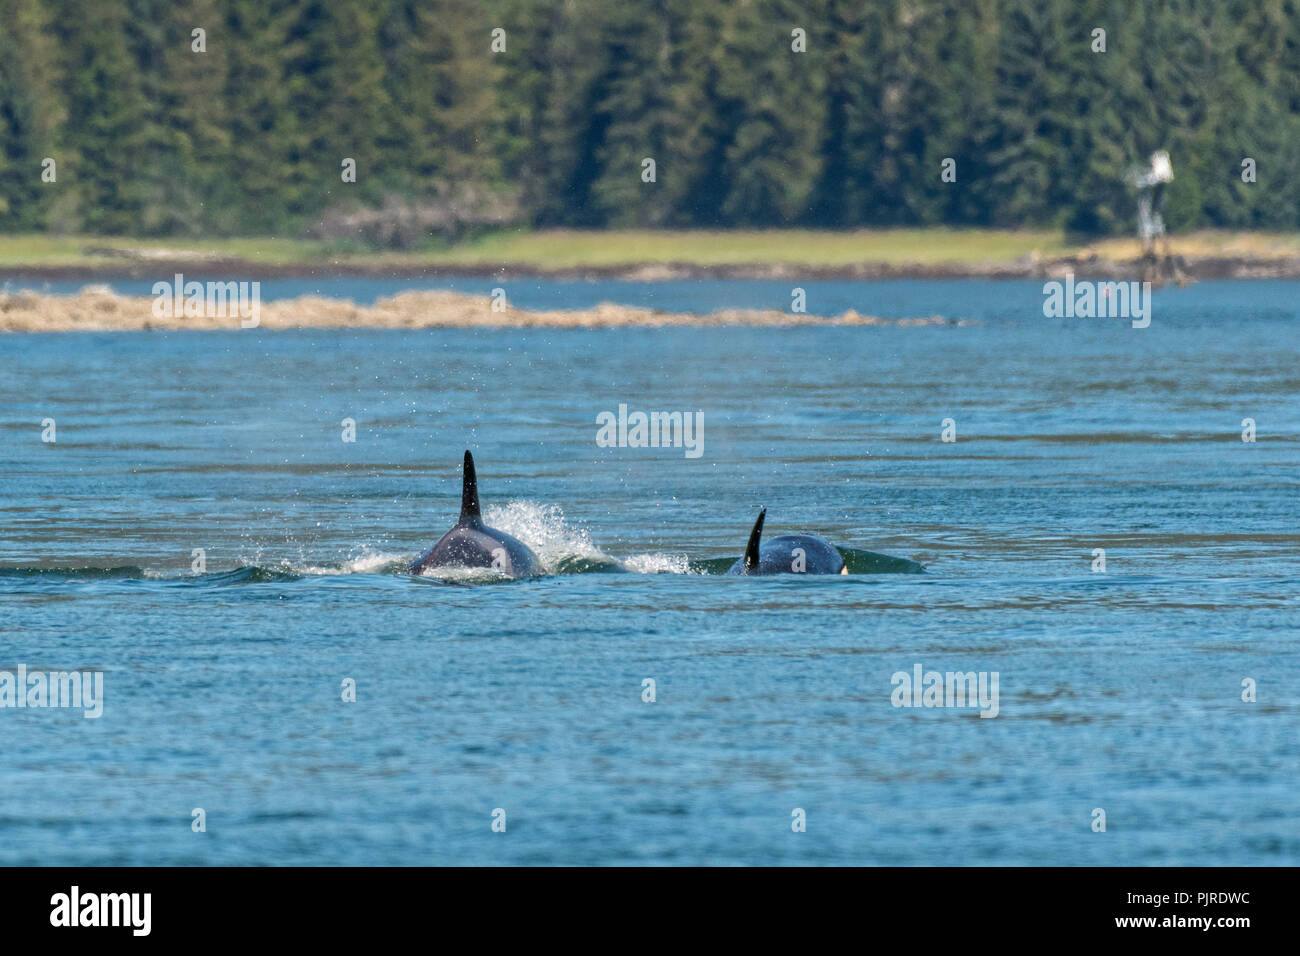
(3, 228), (1300, 271)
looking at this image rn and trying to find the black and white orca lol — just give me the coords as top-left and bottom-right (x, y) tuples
(408, 451), (537, 578)
(726, 508), (847, 575)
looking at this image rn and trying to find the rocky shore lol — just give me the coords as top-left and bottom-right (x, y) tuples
(0, 287), (960, 332)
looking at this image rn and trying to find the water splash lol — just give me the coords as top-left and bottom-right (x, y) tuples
(484, 500), (696, 575)
(622, 552), (693, 574)
(482, 500), (605, 572)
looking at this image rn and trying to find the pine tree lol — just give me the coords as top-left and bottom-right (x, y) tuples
(581, 0), (720, 226)
(153, 0), (234, 235)
(2, 0), (1299, 235)
(47, 0), (160, 233)
(218, 0), (307, 234)
(709, 0), (827, 225)
(0, 0), (64, 229)
(984, 0), (1074, 227)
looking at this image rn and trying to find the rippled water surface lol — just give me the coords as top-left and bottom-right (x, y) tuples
(1, 278), (1297, 865)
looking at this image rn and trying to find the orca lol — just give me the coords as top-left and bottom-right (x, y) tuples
(726, 508), (847, 575)
(408, 451), (538, 577)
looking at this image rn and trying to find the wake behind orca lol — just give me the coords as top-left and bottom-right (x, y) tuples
(408, 451), (538, 578)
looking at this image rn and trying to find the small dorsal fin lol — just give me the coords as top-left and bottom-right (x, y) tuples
(742, 507), (766, 572)
(459, 450), (482, 525)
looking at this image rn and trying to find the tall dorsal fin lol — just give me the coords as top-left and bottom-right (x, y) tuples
(742, 508), (766, 572)
(459, 450), (482, 525)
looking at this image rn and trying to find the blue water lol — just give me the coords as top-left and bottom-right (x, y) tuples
(2, 278), (1297, 865)
(16, 272), (1300, 318)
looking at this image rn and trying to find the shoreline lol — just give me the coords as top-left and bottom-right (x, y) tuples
(5, 253), (1300, 282)
(0, 288), (960, 332)
(6, 229), (1300, 282)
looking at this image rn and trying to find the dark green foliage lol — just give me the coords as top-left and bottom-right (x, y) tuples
(2, 0), (1299, 237)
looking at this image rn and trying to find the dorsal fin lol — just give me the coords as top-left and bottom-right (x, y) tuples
(742, 508), (766, 572)
(459, 450), (482, 525)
